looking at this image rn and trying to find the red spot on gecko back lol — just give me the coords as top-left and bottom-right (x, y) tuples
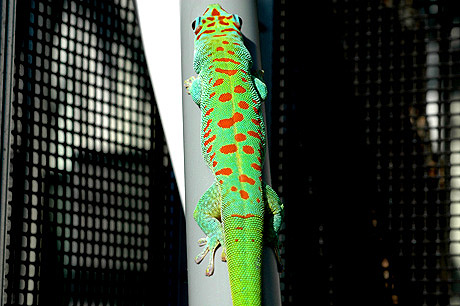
(215, 68), (238, 76)
(234, 85), (246, 93)
(217, 112), (244, 128)
(238, 101), (249, 109)
(231, 186), (237, 191)
(234, 133), (246, 142)
(219, 93), (232, 102)
(216, 46), (224, 51)
(240, 190), (249, 199)
(242, 145), (254, 154)
(239, 174), (256, 185)
(204, 119), (212, 132)
(216, 168), (233, 176)
(205, 107), (214, 117)
(247, 130), (260, 139)
(231, 213), (256, 219)
(251, 163), (261, 171)
(203, 129), (212, 138)
(213, 58), (241, 65)
(204, 134), (216, 146)
(211, 8), (220, 16)
(213, 79), (224, 87)
(209, 92), (216, 98)
(220, 144), (237, 154)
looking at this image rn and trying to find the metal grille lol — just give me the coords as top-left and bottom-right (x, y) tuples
(4, 0), (185, 305)
(336, 1), (456, 304)
(272, 0), (460, 305)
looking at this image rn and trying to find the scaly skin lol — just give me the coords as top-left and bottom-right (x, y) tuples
(185, 4), (284, 305)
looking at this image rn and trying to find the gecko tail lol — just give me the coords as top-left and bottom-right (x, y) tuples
(224, 213), (264, 306)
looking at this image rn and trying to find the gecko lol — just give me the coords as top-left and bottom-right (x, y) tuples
(185, 4), (284, 305)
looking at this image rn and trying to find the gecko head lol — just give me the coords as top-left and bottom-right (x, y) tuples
(191, 4), (243, 42)
(191, 4), (244, 74)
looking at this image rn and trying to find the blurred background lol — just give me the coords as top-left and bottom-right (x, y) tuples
(2, 0), (460, 305)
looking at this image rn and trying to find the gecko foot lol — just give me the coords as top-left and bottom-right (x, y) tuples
(184, 76), (197, 95)
(195, 234), (222, 276)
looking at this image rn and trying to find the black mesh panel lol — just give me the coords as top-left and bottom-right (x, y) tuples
(4, 0), (186, 305)
(272, 0), (460, 305)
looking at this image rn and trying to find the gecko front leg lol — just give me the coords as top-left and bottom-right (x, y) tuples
(252, 73), (267, 101)
(193, 181), (225, 276)
(184, 76), (202, 107)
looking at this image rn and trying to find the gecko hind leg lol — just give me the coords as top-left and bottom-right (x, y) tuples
(193, 181), (225, 276)
(263, 183), (285, 271)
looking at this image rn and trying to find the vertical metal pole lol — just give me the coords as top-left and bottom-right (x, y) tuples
(0, 0), (16, 304)
(180, 1), (281, 305)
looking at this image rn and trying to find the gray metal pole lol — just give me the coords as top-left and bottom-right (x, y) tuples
(180, 1), (281, 305)
(0, 0), (16, 304)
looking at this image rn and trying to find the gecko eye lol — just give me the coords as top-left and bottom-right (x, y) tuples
(192, 17), (201, 30)
(233, 14), (242, 28)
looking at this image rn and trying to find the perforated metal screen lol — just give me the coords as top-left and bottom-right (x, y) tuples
(3, 0), (185, 305)
(271, 0), (460, 305)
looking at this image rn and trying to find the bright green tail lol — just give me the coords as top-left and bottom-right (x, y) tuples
(223, 204), (264, 305)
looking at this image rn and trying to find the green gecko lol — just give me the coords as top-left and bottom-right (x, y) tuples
(185, 4), (284, 305)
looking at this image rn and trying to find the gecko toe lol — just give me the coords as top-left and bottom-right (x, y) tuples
(195, 248), (209, 264)
(221, 248), (227, 262)
(197, 237), (207, 247)
(205, 262), (215, 276)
